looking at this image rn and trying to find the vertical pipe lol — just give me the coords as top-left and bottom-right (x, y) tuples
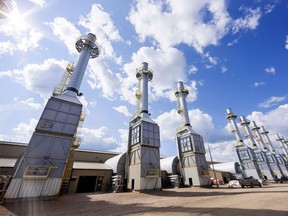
(275, 134), (288, 156)
(239, 115), (257, 148)
(65, 33), (99, 96)
(67, 46), (91, 93)
(136, 62), (153, 114)
(250, 121), (267, 151)
(260, 126), (275, 154)
(226, 108), (243, 143)
(176, 81), (190, 126)
(141, 72), (148, 113)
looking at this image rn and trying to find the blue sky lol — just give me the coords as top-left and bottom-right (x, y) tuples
(1, 0), (288, 162)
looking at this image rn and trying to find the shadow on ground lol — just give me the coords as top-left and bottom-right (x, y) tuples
(1, 192), (287, 216)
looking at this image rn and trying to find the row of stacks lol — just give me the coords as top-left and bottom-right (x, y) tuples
(226, 108), (288, 180)
(3, 33), (210, 201)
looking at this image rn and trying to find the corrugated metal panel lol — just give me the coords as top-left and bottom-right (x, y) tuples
(4, 178), (22, 198)
(73, 162), (112, 170)
(41, 178), (61, 196)
(19, 179), (44, 198)
(0, 158), (17, 167)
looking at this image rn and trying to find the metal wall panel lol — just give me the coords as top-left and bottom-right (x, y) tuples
(4, 178), (22, 198)
(41, 178), (62, 196)
(19, 179), (44, 198)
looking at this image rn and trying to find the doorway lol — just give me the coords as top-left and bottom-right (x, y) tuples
(76, 176), (97, 193)
(189, 178), (193, 186)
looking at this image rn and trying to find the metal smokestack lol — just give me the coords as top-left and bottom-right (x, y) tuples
(175, 81), (190, 126)
(260, 126), (276, 154)
(250, 121), (267, 151)
(239, 115), (257, 148)
(275, 134), (288, 156)
(136, 62), (153, 114)
(64, 33), (99, 96)
(226, 108), (243, 144)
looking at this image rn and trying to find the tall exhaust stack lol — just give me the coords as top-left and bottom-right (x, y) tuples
(226, 108), (262, 179)
(275, 134), (288, 158)
(275, 134), (288, 172)
(175, 81), (210, 187)
(239, 116), (274, 180)
(64, 33), (99, 96)
(5, 33), (99, 200)
(251, 122), (282, 178)
(260, 127), (288, 177)
(226, 108), (244, 145)
(250, 122), (267, 151)
(175, 81), (190, 126)
(126, 62), (161, 191)
(260, 126), (275, 154)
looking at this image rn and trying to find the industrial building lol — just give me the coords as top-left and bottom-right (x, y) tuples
(226, 108), (288, 180)
(0, 141), (237, 197)
(1, 30), (288, 205)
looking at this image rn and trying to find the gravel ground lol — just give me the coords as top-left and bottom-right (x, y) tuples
(1, 183), (288, 216)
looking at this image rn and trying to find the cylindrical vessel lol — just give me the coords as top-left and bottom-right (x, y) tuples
(239, 115), (257, 148)
(260, 126), (275, 153)
(65, 33), (99, 96)
(136, 62), (153, 114)
(275, 134), (288, 156)
(226, 108), (243, 143)
(141, 72), (148, 113)
(251, 121), (267, 151)
(176, 81), (190, 126)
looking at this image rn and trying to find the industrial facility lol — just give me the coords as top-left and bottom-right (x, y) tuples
(0, 32), (288, 204)
(226, 108), (288, 180)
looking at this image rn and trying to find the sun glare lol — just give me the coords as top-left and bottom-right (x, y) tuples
(7, 8), (28, 31)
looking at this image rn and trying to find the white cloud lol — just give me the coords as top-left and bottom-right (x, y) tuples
(207, 141), (238, 162)
(265, 66), (276, 75)
(46, 17), (81, 55)
(79, 127), (119, 150)
(285, 35), (288, 50)
(120, 46), (188, 103)
(0, 58), (67, 99)
(0, 6), (43, 54)
(87, 60), (121, 100)
(247, 104), (288, 143)
(188, 65), (198, 74)
(128, 0), (231, 53)
(258, 96), (286, 108)
(264, 3), (277, 14)
(113, 105), (131, 117)
(28, 0), (46, 7)
(113, 129), (128, 153)
(254, 82), (266, 87)
(14, 97), (43, 110)
(17, 29), (43, 51)
(79, 96), (90, 115)
(232, 7), (261, 33)
(221, 66), (227, 73)
(78, 4), (122, 62)
(227, 38), (239, 46)
(0, 41), (17, 56)
(12, 119), (38, 142)
(155, 108), (215, 141)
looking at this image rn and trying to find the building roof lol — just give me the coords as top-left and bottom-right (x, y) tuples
(0, 158), (112, 171)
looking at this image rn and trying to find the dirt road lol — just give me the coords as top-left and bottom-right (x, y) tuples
(1, 183), (287, 216)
